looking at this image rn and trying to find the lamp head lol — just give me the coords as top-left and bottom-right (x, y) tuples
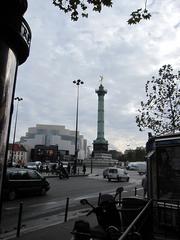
(73, 79), (84, 85)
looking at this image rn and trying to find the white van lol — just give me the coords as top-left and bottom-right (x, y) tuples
(107, 167), (129, 182)
(127, 162), (146, 173)
(137, 162), (146, 175)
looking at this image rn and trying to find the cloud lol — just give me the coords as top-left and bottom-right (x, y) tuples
(11, 0), (180, 152)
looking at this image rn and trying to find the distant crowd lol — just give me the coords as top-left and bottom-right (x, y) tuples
(9, 161), (87, 178)
(38, 162), (86, 176)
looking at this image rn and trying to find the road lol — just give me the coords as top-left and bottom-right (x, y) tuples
(1, 170), (144, 235)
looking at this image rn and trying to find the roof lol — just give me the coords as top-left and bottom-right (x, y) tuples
(8, 144), (27, 152)
(149, 132), (180, 141)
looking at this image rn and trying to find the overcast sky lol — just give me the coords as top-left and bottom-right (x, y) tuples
(10, 0), (180, 152)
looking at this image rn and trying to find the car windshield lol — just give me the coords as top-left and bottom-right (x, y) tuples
(8, 170), (29, 180)
(109, 169), (118, 173)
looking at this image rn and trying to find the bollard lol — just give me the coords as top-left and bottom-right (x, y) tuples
(16, 202), (23, 237)
(98, 193), (101, 206)
(135, 187), (137, 196)
(64, 197), (69, 222)
(119, 192), (122, 207)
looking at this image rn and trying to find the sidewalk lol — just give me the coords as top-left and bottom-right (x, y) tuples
(42, 172), (89, 178)
(2, 212), (98, 240)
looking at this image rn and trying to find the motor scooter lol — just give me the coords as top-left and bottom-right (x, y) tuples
(71, 187), (124, 240)
(58, 166), (69, 179)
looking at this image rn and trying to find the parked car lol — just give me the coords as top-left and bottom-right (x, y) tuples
(26, 162), (39, 170)
(107, 167), (129, 182)
(3, 168), (50, 200)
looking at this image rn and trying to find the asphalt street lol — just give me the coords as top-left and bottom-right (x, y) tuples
(1, 169), (144, 238)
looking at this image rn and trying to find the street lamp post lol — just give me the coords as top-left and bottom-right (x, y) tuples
(10, 97), (23, 166)
(73, 79), (84, 174)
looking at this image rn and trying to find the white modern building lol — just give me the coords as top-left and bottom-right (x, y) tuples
(20, 124), (87, 161)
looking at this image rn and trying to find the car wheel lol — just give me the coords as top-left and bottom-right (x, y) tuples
(108, 178), (111, 182)
(40, 187), (46, 196)
(117, 177), (121, 182)
(126, 177), (129, 182)
(8, 190), (16, 201)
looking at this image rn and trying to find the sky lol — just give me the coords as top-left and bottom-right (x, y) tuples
(10, 0), (180, 153)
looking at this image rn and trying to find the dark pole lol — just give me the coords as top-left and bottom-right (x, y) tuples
(73, 79), (84, 174)
(10, 97), (23, 167)
(88, 145), (93, 174)
(91, 157), (93, 174)
(16, 202), (23, 237)
(64, 197), (69, 222)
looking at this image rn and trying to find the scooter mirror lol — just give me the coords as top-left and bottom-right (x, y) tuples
(80, 199), (88, 205)
(116, 187), (124, 194)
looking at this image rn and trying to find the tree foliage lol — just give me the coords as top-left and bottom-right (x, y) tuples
(52, 0), (151, 23)
(127, 8), (151, 25)
(108, 149), (123, 160)
(124, 147), (145, 162)
(53, 0), (113, 21)
(136, 64), (180, 135)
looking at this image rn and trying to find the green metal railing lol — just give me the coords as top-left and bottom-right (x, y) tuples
(118, 199), (180, 240)
(119, 199), (153, 240)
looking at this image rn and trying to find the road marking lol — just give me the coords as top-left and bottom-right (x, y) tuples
(4, 187), (139, 211)
(30, 201), (62, 208)
(4, 201), (66, 211)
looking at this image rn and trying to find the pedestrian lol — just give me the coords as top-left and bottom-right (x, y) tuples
(45, 165), (49, 175)
(39, 164), (43, 174)
(142, 175), (147, 198)
(72, 165), (76, 175)
(51, 164), (56, 175)
(82, 164), (86, 175)
(67, 163), (71, 174)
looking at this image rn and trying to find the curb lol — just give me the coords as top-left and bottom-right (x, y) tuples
(0, 208), (91, 240)
(43, 174), (89, 178)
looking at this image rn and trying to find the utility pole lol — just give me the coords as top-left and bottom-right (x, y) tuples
(10, 97), (23, 167)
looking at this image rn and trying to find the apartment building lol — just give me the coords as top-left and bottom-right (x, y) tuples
(8, 143), (28, 166)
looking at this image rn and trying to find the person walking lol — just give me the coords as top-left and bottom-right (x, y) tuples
(39, 164), (43, 174)
(45, 165), (49, 175)
(72, 165), (76, 175)
(67, 163), (71, 175)
(142, 175), (147, 198)
(82, 164), (86, 175)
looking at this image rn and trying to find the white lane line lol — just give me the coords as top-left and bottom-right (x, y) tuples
(4, 201), (64, 210)
(4, 184), (143, 211)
